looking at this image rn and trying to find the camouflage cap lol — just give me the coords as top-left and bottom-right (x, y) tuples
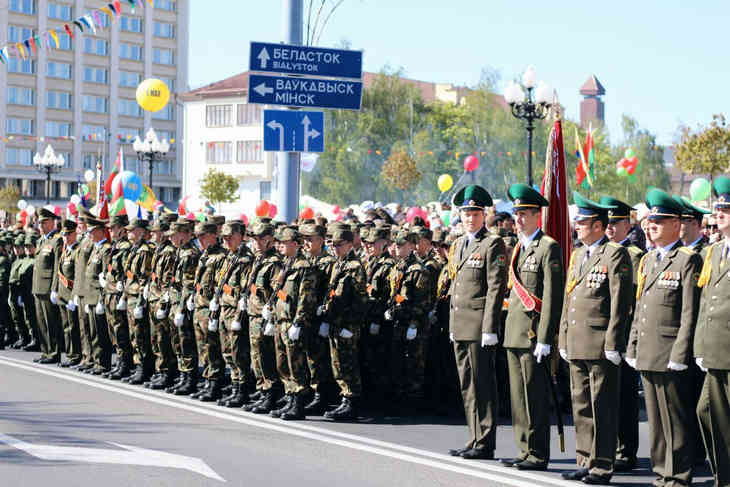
(207, 214), (225, 226)
(125, 218), (150, 231)
(432, 227), (447, 244)
(362, 225), (391, 243)
(275, 225), (299, 242)
(249, 221), (274, 237)
(394, 228), (418, 245)
(60, 219), (78, 235)
(221, 220), (245, 237)
(412, 226), (432, 241)
(195, 222), (217, 236)
(170, 218), (194, 234)
(163, 212), (179, 224)
(149, 220), (170, 232)
(24, 232), (39, 246)
(329, 222), (353, 242)
(299, 223), (326, 238)
(13, 234), (25, 246)
(109, 214), (129, 228)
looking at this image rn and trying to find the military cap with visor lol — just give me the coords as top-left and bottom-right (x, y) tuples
(713, 176), (730, 209)
(208, 214), (225, 226)
(573, 191), (616, 221)
(275, 225), (299, 242)
(221, 220), (245, 237)
(85, 216), (108, 230)
(249, 221), (275, 237)
(362, 225), (391, 243)
(37, 207), (60, 222)
(170, 218), (194, 234)
(149, 220), (170, 232)
(329, 222), (354, 242)
(508, 183), (549, 210)
(109, 214), (129, 228)
(195, 222), (217, 236)
(412, 226), (433, 241)
(644, 188), (683, 220)
(673, 195), (711, 223)
(60, 219), (78, 235)
(125, 218), (150, 231)
(394, 228), (418, 245)
(598, 196), (633, 221)
(299, 223), (326, 238)
(453, 184), (493, 210)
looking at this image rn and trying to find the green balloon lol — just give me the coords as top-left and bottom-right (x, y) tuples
(617, 167), (628, 177)
(627, 174), (637, 183)
(441, 210), (451, 226)
(690, 178), (711, 201)
(624, 148), (636, 158)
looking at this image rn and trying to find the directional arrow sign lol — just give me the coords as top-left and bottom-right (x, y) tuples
(0, 433), (225, 482)
(250, 42), (363, 79)
(249, 74), (362, 110)
(264, 110), (324, 153)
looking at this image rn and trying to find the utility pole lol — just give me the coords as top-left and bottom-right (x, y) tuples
(276, 0), (303, 223)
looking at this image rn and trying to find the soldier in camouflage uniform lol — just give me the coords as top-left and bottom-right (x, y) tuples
(33, 208), (64, 364)
(167, 219), (202, 396)
(243, 221), (284, 414)
(319, 222), (368, 421)
(53, 220), (82, 367)
(0, 234), (12, 348)
(216, 220), (255, 408)
(72, 210), (95, 370)
(123, 219), (154, 384)
(101, 215), (133, 380)
(84, 216), (114, 374)
(8, 236), (31, 349)
(300, 222), (337, 414)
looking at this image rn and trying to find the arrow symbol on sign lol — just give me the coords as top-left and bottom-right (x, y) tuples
(0, 433), (225, 482)
(301, 115), (321, 153)
(253, 82), (274, 97)
(257, 47), (270, 69)
(266, 120), (285, 151)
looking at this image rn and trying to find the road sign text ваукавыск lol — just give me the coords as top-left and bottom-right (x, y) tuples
(250, 41), (363, 79)
(249, 74), (362, 110)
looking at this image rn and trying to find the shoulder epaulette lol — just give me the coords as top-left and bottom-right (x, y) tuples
(541, 235), (557, 246)
(627, 246), (643, 256)
(679, 247), (695, 255)
(606, 241), (621, 248)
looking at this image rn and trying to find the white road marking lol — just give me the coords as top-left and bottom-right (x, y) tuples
(0, 355), (577, 487)
(0, 432), (225, 482)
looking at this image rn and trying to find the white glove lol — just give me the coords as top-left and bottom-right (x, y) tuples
(209, 297), (219, 312)
(339, 328), (353, 339)
(142, 285), (150, 301)
(116, 281), (123, 293)
(533, 343), (551, 363)
(231, 320), (242, 331)
(559, 349), (568, 361)
(84, 304), (90, 314)
(186, 296), (195, 311)
(262, 305), (272, 321)
(605, 350), (621, 366)
(66, 301), (77, 312)
(263, 322), (276, 336)
(625, 357), (637, 369)
(98, 273), (106, 288)
(50, 291), (58, 304)
(155, 307), (167, 319)
(238, 297), (247, 311)
(696, 357), (708, 372)
(449, 332), (454, 343)
(133, 306), (144, 319)
(288, 325), (301, 341)
(17, 296), (23, 307)
(116, 297), (127, 311)
(173, 313), (184, 328)
(95, 301), (104, 315)
(316, 305), (324, 316)
(481, 333), (498, 347)
(384, 309), (394, 321)
(73, 295), (79, 306)
(406, 327), (418, 341)
(667, 361), (688, 371)
(208, 319), (219, 332)
(369, 323), (380, 335)
(318, 322), (330, 337)
(428, 309), (437, 324)
(161, 291), (170, 303)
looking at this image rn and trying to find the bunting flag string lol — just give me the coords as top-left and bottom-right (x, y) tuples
(0, 134), (178, 145)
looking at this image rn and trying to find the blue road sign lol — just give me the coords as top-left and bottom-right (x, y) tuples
(249, 74), (362, 110)
(250, 42), (363, 80)
(263, 110), (324, 153)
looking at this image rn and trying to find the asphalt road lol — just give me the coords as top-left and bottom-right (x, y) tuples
(0, 350), (714, 487)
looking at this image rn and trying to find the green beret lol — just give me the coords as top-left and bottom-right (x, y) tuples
(453, 184), (492, 210)
(598, 196), (633, 220)
(645, 189), (683, 220)
(573, 191), (616, 221)
(713, 176), (730, 209)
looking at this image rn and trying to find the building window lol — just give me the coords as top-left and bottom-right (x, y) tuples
(156, 76), (175, 92)
(119, 70), (142, 88)
(82, 153), (99, 169)
(153, 160), (172, 175)
(120, 16), (143, 33)
(47, 61), (72, 79)
(170, 187), (180, 202)
(83, 37), (108, 56)
(206, 105), (232, 128)
(154, 0), (176, 11)
(118, 99), (142, 118)
(152, 104), (174, 121)
(8, 86), (34, 106)
(48, 2), (72, 20)
(8, 58), (35, 74)
(56, 32), (72, 50)
(260, 181), (271, 201)
(67, 181), (78, 195)
(8, 26), (33, 43)
(155, 130), (175, 142)
(6, 148), (33, 166)
(206, 142), (232, 164)
(45, 121), (72, 137)
(6, 118), (34, 135)
(82, 125), (105, 141)
(58, 152), (71, 169)
(152, 48), (174, 65)
(83, 95), (107, 113)
(47, 91), (72, 110)
(83, 66), (107, 84)
(119, 43), (143, 61)
(237, 103), (262, 125)
(237, 141), (262, 163)
(9, 0), (34, 14)
(30, 180), (44, 198)
(153, 21), (175, 38)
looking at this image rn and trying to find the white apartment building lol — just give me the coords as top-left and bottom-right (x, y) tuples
(181, 72), (275, 218)
(0, 0), (188, 205)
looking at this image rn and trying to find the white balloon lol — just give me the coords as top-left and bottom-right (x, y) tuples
(17, 200), (27, 210)
(26, 204), (35, 215)
(84, 170), (95, 183)
(70, 194), (81, 205)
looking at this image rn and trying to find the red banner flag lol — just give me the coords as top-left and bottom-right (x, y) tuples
(541, 119), (571, 274)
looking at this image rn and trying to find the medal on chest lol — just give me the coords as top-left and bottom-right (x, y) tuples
(522, 255), (537, 272)
(467, 252), (482, 268)
(587, 265), (607, 288)
(659, 271), (680, 289)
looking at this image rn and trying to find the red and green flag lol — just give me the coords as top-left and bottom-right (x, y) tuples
(108, 149), (126, 216)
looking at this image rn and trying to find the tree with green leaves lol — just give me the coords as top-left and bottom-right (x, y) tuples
(0, 185), (21, 214)
(674, 114), (730, 179)
(381, 150), (421, 198)
(199, 169), (240, 209)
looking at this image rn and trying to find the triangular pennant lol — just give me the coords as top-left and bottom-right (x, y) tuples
(100, 6), (113, 19)
(114, 1), (122, 15)
(73, 19), (84, 32)
(64, 24), (74, 39)
(0, 48), (7, 65)
(49, 30), (59, 48)
(92, 10), (102, 28)
(26, 38), (35, 55)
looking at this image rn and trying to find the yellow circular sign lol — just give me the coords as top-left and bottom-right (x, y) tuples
(136, 78), (170, 113)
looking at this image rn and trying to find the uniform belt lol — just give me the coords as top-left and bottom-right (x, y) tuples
(58, 271), (73, 289)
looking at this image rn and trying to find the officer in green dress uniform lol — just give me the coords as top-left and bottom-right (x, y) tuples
(501, 184), (563, 471)
(54, 219), (82, 367)
(447, 185), (507, 460)
(84, 216), (114, 374)
(72, 209), (95, 370)
(32, 208), (63, 364)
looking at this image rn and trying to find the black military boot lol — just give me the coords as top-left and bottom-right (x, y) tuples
(11, 338), (25, 349)
(173, 373), (198, 396)
(127, 365), (148, 385)
(251, 390), (276, 414)
(198, 378), (223, 402)
(218, 382), (239, 406)
(223, 385), (249, 408)
(249, 390), (262, 402)
(148, 371), (178, 390)
(121, 364), (142, 383)
(324, 397), (359, 421)
(166, 372), (187, 393)
(303, 392), (326, 415)
(102, 361), (121, 378)
(144, 373), (162, 387)
(23, 339), (39, 352)
(191, 380), (210, 399)
(110, 362), (132, 380)
(270, 394), (293, 418)
(281, 394), (306, 421)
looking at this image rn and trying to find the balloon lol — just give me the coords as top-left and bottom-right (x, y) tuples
(185, 212), (195, 221)
(268, 203), (278, 218)
(406, 207), (427, 223)
(616, 167), (628, 177)
(112, 170), (143, 202)
(627, 174), (637, 183)
(627, 164), (636, 175)
(624, 148), (636, 159)
(239, 213), (249, 225)
(19, 209), (27, 218)
(80, 184), (89, 196)
(70, 194), (81, 205)
(690, 178), (711, 202)
(84, 169), (95, 183)
(437, 174), (454, 192)
(53, 205), (62, 216)
(332, 205), (341, 214)
(628, 156), (638, 166)
(196, 212), (206, 222)
(441, 210), (451, 227)
(299, 207), (315, 220)
(67, 202), (77, 215)
(135, 78), (170, 113)
(616, 158), (628, 169)
(26, 204), (35, 215)
(17, 200), (27, 210)
(463, 155), (479, 172)
(255, 200), (270, 217)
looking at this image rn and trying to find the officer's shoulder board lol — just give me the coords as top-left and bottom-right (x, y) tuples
(540, 235), (558, 246)
(678, 247), (695, 256)
(627, 245), (643, 257)
(293, 259), (311, 270)
(606, 241), (622, 249)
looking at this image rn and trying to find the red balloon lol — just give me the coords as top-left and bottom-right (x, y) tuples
(616, 158), (628, 168)
(67, 202), (78, 215)
(19, 209), (27, 218)
(629, 156), (638, 165)
(406, 207), (427, 223)
(627, 164), (636, 175)
(255, 200), (270, 217)
(185, 212), (195, 220)
(54, 205), (62, 216)
(332, 205), (340, 214)
(463, 155), (479, 172)
(299, 207), (315, 220)
(335, 213), (344, 221)
(239, 213), (249, 225)
(268, 203), (278, 218)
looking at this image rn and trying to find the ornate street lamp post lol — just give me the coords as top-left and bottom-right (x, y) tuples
(33, 145), (65, 204)
(133, 128), (170, 189)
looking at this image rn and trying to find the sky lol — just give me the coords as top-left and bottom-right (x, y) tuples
(189, 0), (730, 146)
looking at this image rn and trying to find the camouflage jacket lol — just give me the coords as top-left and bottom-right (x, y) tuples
(245, 246), (282, 318)
(388, 251), (431, 329)
(418, 248), (442, 309)
(310, 251), (337, 325)
(274, 250), (319, 326)
(124, 239), (153, 298)
(170, 240), (201, 312)
(148, 239), (176, 301)
(104, 239), (132, 296)
(322, 249), (367, 329)
(0, 252), (10, 288)
(85, 239), (113, 303)
(216, 244), (254, 310)
(194, 242), (227, 308)
(365, 253), (396, 326)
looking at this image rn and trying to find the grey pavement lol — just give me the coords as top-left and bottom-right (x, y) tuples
(0, 350), (714, 487)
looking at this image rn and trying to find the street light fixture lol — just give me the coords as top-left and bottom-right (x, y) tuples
(504, 65), (553, 187)
(33, 144), (65, 204)
(133, 128), (170, 189)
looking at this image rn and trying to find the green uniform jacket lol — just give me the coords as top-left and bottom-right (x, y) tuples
(274, 251), (319, 326)
(85, 240), (113, 303)
(104, 240), (131, 297)
(627, 243), (702, 371)
(245, 247), (281, 318)
(171, 241), (201, 314)
(193, 242), (227, 308)
(216, 244), (253, 310)
(559, 237), (633, 359)
(124, 240), (153, 299)
(388, 252), (430, 329)
(323, 249), (367, 331)
(365, 253), (396, 327)
(148, 240), (176, 302)
(32, 230), (63, 296)
(0, 253), (11, 291)
(694, 241), (730, 370)
(448, 227), (507, 341)
(73, 234), (94, 299)
(54, 242), (79, 304)
(504, 230), (564, 349)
